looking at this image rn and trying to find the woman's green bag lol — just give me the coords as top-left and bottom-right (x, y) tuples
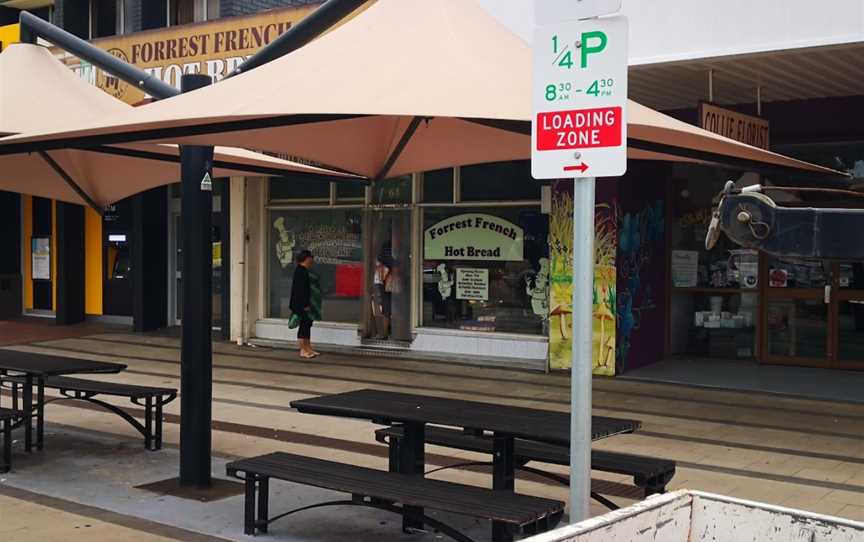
(287, 312), (301, 329)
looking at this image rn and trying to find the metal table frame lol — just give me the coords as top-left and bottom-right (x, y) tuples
(0, 352), (126, 453)
(292, 389), (640, 542)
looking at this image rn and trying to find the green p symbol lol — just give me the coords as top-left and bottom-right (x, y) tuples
(580, 31), (607, 68)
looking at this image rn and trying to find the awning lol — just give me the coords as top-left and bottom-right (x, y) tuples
(0, 43), (358, 209)
(0, 1), (846, 181)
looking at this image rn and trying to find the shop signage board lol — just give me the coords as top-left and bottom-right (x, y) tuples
(699, 102), (770, 150)
(455, 268), (489, 301)
(531, 15), (628, 179)
(424, 213), (524, 261)
(51, 5), (320, 104)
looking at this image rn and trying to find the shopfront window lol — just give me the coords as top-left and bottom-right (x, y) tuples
(421, 206), (548, 335)
(423, 168), (454, 204)
(372, 175), (412, 205)
(267, 209), (363, 323)
(460, 161), (541, 202)
(669, 165), (760, 359)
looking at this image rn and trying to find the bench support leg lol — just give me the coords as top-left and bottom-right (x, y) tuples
(399, 422), (425, 533)
(244, 475), (257, 536)
(36, 377), (44, 451)
(492, 435), (515, 542)
(22, 375), (32, 453)
(144, 397), (153, 451)
(1, 418), (10, 473)
(155, 400), (165, 450)
(257, 476), (269, 534)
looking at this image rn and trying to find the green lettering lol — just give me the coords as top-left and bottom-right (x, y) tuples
(580, 31), (607, 68)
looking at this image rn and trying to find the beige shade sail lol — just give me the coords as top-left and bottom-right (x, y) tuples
(0, 1), (845, 180)
(0, 43), (357, 209)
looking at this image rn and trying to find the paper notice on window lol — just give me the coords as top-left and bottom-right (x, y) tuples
(671, 250), (699, 288)
(32, 238), (51, 281)
(456, 268), (489, 301)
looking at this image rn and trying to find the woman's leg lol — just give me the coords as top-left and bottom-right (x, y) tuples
(298, 319), (314, 357)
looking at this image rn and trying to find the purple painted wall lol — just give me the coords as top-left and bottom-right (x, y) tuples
(614, 163), (669, 372)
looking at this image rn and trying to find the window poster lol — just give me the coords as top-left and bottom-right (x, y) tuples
(32, 237), (51, 280)
(424, 213), (524, 261)
(671, 250), (699, 288)
(455, 268), (489, 301)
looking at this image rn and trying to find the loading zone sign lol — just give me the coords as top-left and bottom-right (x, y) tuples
(532, 16), (628, 179)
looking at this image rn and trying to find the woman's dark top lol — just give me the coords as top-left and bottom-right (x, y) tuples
(290, 265), (311, 314)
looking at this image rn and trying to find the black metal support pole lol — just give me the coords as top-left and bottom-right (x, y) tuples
(19, 11), (178, 100)
(179, 73), (215, 488)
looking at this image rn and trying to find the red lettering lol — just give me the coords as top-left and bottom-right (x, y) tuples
(250, 26), (263, 48)
(199, 34), (210, 55)
(225, 30), (238, 51)
(154, 40), (166, 61)
(177, 36), (189, 58)
(214, 32), (224, 53)
(238, 28), (250, 50)
(263, 23), (277, 44)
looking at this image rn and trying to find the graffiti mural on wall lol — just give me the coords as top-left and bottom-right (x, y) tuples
(549, 181), (617, 375)
(616, 199), (664, 371)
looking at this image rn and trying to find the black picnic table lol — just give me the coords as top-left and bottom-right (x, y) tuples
(0, 350), (126, 452)
(291, 389), (641, 542)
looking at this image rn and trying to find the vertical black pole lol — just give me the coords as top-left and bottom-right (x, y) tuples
(179, 73), (215, 488)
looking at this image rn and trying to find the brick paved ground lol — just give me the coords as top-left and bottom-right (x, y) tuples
(0, 331), (861, 539)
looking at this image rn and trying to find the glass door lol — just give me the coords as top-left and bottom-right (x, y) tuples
(367, 209), (413, 343)
(764, 257), (864, 369)
(834, 262), (864, 368)
(764, 256), (831, 366)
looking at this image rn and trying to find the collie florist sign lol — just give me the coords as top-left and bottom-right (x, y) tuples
(532, 16), (628, 179)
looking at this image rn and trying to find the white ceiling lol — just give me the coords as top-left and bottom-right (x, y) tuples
(629, 44), (864, 111)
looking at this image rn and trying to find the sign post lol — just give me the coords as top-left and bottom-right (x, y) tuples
(531, 7), (628, 523)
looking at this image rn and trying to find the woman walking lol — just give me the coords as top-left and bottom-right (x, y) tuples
(290, 250), (320, 358)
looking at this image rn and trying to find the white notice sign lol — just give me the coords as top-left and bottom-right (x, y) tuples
(456, 268), (489, 301)
(671, 250), (699, 288)
(532, 16), (628, 179)
(32, 238), (51, 281)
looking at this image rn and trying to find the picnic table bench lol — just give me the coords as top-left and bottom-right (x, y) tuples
(0, 408), (24, 472)
(2, 375), (176, 451)
(375, 425), (676, 510)
(254, 389), (645, 542)
(0, 350), (126, 452)
(227, 452), (564, 542)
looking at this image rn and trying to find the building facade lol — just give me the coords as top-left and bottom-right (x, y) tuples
(1, 0), (862, 374)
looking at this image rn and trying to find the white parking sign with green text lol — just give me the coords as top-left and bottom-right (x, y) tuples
(531, 16), (628, 179)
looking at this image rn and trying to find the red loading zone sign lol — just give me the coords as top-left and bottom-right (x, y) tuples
(536, 106), (622, 150)
(531, 16), (628, 179)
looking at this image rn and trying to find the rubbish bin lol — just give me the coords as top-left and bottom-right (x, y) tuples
(526, 490), (864, 542)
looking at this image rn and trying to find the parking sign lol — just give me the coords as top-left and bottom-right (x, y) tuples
(531, 16), (628, 179)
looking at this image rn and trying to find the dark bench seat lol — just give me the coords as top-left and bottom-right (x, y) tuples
(2, 376), (176, 451)
(0, 408), (23, 473)
(227, 452), (564, 541)
(375, 425), (675, 509)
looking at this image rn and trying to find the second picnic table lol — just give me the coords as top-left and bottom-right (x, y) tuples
(291, 388), (641, 542)
(0, 350), (126, 452)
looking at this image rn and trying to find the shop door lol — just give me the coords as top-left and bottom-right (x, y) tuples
(833, 261), (864, 369)
(367, 209), (413, 343)
(764, 257), (864, 369)
(169, 210), (224, 329)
